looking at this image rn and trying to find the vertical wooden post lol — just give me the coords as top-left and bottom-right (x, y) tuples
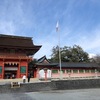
(44, 68), (47, 81)
(26, 60), (28, 77)
(2, 61), (4, 79)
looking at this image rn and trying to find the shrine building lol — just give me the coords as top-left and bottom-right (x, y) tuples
(0, 34), (41, 79)
(34, 56), (100, 79)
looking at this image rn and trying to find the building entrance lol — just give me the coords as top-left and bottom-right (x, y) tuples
(4, 62), (18, 79)
(4, 71), (17, 79)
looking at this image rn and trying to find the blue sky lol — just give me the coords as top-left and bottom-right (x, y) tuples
(0, 0), (100, 58)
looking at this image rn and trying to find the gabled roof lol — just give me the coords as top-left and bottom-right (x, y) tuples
(35, 56), (57, 67)
(37, 55), (50, 63)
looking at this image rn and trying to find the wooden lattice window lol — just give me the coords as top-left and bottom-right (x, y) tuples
(73, 69), (78, 73)
(79, 69), (84, 73)
(91, 69), (95, 73)
(52, 69), (58, 73)
(62, 70), (65, 73)
(66, 69), (71, 73)
(20, 66), (26, 73)
(85, 69), (89, 73)
(0, 66), (2, 73)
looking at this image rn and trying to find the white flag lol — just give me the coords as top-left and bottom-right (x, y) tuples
(56, 21), (59, 32)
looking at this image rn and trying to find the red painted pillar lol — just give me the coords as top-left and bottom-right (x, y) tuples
(2, 61), (4, 79)
(26, 61), (28, 77)
(45, 71), (47, 81)
(34, 69), (36, 78)
(36, 68), (40, 78)
(44, 68), (47, 81)
(17, 60), (20, 78)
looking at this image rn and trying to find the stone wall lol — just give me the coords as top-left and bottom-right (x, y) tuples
(0, 79), (100, 93)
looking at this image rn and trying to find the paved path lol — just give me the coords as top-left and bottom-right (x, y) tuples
(0, 78), (39, 85)
(0, 88), (100, 100)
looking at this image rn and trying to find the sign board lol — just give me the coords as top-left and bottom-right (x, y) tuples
(11, 82), (20, 88)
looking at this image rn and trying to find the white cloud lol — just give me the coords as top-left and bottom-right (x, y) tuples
(89, 34), (99, 50)
(0, 21), (15, 35)
(74, 26), (100, 54)
(0, 0), (25, 35)
(34, 33), (58, 58)
(89, 53), (96, 58)
(34, 42), (54, 59)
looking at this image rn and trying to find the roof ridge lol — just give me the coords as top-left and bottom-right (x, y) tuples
(0, 34), (32, 39)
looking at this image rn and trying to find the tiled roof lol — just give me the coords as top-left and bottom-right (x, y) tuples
(0, 34), (34, 47)
(0, 34), (42, 55)
(35, 62), (100, 68)
(35, 63), (58, 66)
(57, 62), (100, 68)
(36, 56), (100, 68)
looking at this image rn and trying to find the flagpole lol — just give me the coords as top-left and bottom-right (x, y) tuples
(56, 21), (62, 79)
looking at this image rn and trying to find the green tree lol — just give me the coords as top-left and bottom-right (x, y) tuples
(50, 45), (89, 62)
(28, 59), (38, 69)
(50, 46), (60, 62)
